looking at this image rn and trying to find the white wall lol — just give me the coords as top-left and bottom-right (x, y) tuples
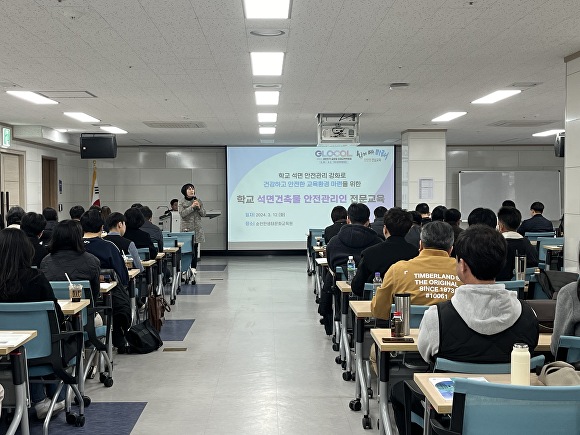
(6, 140), (90, 217)
(95, 147), (226, 250)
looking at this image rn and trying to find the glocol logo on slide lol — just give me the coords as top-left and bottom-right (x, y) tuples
(315, 150), (352, 157)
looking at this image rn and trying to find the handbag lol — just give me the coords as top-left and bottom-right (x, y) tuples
(525, 300), (556, 333)
(538, 361), (580, 386)
(536, 270), (578, 299)
(147, 292), (170, 332)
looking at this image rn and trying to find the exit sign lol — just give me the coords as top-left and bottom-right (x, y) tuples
(1, 127), (10, 148)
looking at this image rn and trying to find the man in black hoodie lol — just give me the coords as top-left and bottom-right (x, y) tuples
(318, 203), (382, 334)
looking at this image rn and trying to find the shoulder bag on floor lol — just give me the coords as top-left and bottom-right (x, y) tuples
(126, 320), (163, 354)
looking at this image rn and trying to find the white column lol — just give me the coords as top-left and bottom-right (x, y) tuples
(400, 129), (447, 211)
(564, 52), (580, 271)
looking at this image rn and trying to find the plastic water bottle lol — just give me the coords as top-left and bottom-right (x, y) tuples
(372, 272), (381, 298)
(346, 256), (356, 284)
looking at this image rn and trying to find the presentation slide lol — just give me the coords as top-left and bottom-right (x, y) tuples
(227, 145), (395, 250)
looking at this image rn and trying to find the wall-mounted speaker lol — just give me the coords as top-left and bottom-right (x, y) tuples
(554, 132), (565, 158)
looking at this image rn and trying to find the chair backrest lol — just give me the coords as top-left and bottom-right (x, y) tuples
(497, 280), (525, 299)
(537, 236), (564, 263)
(446, 378), (580, 435)
(49, 280), (91, 326)
(308, 228), (324, 248)
(390, 304), (430, 328)
(557, 335), (580, 363)
(163, 232), (194, 253)
(0, 301), (56, 360)
(434, 355), (545, 374)
(524, 231), (555, 241)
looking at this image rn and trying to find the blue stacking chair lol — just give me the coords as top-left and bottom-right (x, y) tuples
(405, 355), (546, 434)
(0, 302), (86, 434)
(497, 280), (526, 299)
(556, 335), (580, 364)
(307, 228), (324, 276)
(163, 231), (195, 283)
(429, 378), (580, 435)
(524, 231), (556, 242)
(49, 281), (113, 388)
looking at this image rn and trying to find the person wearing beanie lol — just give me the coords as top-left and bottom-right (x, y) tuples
(179, 183), (206, 283)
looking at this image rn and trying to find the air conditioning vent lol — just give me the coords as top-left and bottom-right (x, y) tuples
(509, 82), (542, 88)
(38, 90), (97, 98)
(488, 120), (557, 128)
(143, 121), (207, 129)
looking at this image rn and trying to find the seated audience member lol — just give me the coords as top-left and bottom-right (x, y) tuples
(69, 205), (85, 221)
(370, 206), (388, 239)
(550, 250), (580, 356)
(40, 220), (101, 301)
(415, 203), (431, 226)
(318, 203), (382, 335)
(170, 199), (179, 211)
(517, 201), (554, 235)
(131, 203), (143, 208)
(502, 199), (516, 208)
(139, 206), (164, 252)
(430, 205), (447, 222)
(0, 228), (66, 419)
(20, 212), (48, 267)
(371, 221), (461, 320)
(351, 207), (418, 297)
(103, 212), (144, 273)
(467, 207), (496, 228)
(496, 206), (539, 281)
(444, 208), (463, 241)
(88, 205), (102, 213)
(101, 206), (112, 231)
(6, 206), (25, 229)
(405, 211), (422, 249)
(323, 205), (348, 244)
(81, 210), (131, 350)
(392, 225), (539, 435)
(123, 207), (158, 259)
(41, 207), (58, 245)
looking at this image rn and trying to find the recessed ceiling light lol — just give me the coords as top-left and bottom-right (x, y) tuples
(258, 113), (278, 123)
(431, 112), (467, 122)
(255, 91), (280, 105)
(532, 129), (565, 137)
(251, 52), (284, 76)
(243, 0), (291, 19)
(63, 112), (101, 122)
(100, 126), (128, 134)
(250, 30), (286, 37)
(259, 126), (276, 134)
(6, 91), (58, 105)
(471, 90), (521, 104)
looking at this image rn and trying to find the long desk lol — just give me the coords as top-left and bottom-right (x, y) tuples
(155, 252), (165, 296)
(57, 299), (90, 315)
(127, 269), (141, 326)
(371, 328), (552, 435)
(314, 257), (328, 303)
(0, 330), (38, 435)
(163, 246), (181, 304)
(335, 281), (353, 379)
(99, 281), (117, 360)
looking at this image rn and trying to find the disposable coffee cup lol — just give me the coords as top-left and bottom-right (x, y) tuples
(69, 284), (83, 302)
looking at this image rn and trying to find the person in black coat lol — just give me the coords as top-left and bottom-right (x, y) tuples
(318, 203), (383, 335)
(0, 228), (66, 416)
(517, 201), (554, 235)
(41, 207), (58, 245)
(20, 212), (48, 267)
(350, 208), (419, 297)
(497, 206), (539, 281)
(123, 207), (158, 260)
(40, 220), (101, 300)
(323, 206), (347, 244)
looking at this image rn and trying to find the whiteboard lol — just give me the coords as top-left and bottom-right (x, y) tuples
(458, 171), (561, 222)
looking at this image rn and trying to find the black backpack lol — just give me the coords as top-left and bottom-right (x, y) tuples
(125, 320), (163, 354)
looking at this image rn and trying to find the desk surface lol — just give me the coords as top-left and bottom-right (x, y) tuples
(414, 372), (542, 414)
(155, 252), (165, 260)
(0, 330), (37, 355)
(313, 245), (325, 252)
(543, 245), (563, 250)
(315, 257), (328, 266)
(100, 281), (117, 293)
(128, 269), (140, 278)
(141, 259), (156, 267)
(370, 327), (552, 353)
(163, 247), (180, 253)
(58, 299), (90, 315)
(336, 280), (351, 293)
(350, 300), (372, 317)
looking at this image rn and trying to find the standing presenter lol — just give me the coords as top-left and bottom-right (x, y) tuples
(179, 183), (206, 282)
